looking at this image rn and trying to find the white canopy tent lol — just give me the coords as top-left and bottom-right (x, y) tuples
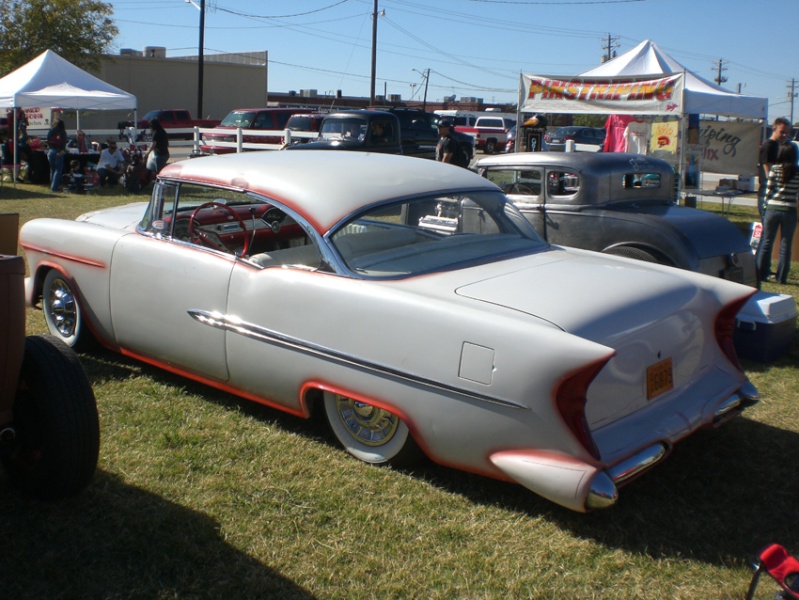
(579, 39), (767, 120)
(0, 50), (137, 183)
(518, 39), (768, 185)
(0, 49), (137, 112)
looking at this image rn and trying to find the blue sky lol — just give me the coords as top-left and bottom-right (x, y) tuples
(111, 0), (799, 120)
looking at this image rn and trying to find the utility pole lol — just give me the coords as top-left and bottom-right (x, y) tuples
(422, 69), (429, 111)
(197, 0), (205, 118)
(712, 58), (728, 87)
(370, 0), (378, 104)
(601, 34), (619, 63)
(788, 79), (798, 125)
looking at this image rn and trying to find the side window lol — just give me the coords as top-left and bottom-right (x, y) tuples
(623, 173), (662, 189)
(547, 170), (580, 198)
(484, 168), (542, 197)
(253, 112), (273, 129)
(275, 113), (291, 129)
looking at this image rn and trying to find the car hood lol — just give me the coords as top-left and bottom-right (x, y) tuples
(76, 202), (148, 231)
(450, 248), (747, 341)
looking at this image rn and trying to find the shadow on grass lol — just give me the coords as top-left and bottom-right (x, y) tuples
(74, 347), (798, 571)
(0, 470), (317, 599)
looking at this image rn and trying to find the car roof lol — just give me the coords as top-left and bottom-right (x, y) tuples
(476, 152), (672, 171)
(226, 107), (297, 113)
(159, 151), (498, 233)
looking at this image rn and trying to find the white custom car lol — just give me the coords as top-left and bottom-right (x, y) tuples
(20, 151), (758, 512)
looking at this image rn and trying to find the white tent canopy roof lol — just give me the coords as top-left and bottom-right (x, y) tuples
(0, 50), (136, 111)
(579, 39), (766, 120)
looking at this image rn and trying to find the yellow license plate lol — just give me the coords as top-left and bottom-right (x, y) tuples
(646, 357), (673, 400)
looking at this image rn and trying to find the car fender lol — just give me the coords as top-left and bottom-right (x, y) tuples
(20, 218), (128, 347)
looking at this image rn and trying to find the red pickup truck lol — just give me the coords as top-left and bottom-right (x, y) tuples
(455, 115), (516, 154)
(125, 109), (220, 140)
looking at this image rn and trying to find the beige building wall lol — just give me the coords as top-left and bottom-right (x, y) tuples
(68, 53), (270, 130)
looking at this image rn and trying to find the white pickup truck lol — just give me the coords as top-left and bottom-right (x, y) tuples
(455, 116), (516, 154)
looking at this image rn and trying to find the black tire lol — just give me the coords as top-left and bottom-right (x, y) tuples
(323, 391), (422, 467)
(42, 269), (91, 349)
(2, 335), (100, 499)
(605, 247), (659, 264)
(484, 139), (497, 155)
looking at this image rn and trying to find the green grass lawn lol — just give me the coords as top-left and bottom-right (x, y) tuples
(1, 182), (797, 599)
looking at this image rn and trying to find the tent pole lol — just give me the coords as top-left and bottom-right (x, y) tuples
(12, 109), (18, 188)
(516, 72), (523, 153)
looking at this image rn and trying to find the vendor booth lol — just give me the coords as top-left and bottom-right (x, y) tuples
(517, 39), (768, 194)
(0, 50), (137, 186)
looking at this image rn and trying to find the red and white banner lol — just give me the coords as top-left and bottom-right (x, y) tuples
(520, 74), (684, 115)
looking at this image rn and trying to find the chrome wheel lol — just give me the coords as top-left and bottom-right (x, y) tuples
(335, 395), (400, 447)
(42, 270), (84, 348)
(323, 391), (421, 466)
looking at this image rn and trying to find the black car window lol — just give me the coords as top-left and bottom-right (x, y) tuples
(253, 112), (273, 129)
(275, 113), (292, 129)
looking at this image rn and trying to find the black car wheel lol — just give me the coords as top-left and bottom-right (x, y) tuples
(484, 139), (497, 154)
(2, 335), (100, 499)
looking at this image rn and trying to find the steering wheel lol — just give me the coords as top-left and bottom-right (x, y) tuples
(508, 183), (537, 195)
(188, 201), (250, 256)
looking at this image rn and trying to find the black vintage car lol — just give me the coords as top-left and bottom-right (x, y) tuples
(294, 111), (404, 154)
(295, 109), (475, 163)
(475, 152), (757, 287)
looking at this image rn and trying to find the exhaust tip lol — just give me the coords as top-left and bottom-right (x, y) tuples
(586, 472), (618, 510)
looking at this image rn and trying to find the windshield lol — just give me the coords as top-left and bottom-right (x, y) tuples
(220, 111), (256, 128)
(330, 190), (545, 278)
(320, 118), (366, 141)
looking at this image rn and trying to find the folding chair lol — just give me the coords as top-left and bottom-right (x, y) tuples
(746, 544), (799, 599)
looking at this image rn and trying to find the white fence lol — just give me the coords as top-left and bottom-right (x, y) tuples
(26, 127), (320, 156)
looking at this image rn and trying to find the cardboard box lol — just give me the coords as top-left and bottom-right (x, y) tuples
(0, 213), (19, 256)
(734, 292), (797, 362)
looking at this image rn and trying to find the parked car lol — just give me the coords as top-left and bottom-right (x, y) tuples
(475, 152), (757, 286)
(370, 107), (474, 161)
(0, 254), (99, 499)
(118, 109), (220, 141)
(546, 126), (606, 152)
(20, 151), (758, 513)
(456, 116), (516, 154)
(200, 107), (299, 154)
(291, 110), (403, 154)
(283, 113), (325, 145)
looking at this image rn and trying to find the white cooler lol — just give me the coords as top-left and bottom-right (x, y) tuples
(734, 292), (797, 362)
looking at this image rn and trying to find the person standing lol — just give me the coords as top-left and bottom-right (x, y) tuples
(46, 119), (68, 192)
(756, 141), (799, 283)
(758, 117), (792, 218)
(145, 118), (169, 174)
(435, 119), (468, 167)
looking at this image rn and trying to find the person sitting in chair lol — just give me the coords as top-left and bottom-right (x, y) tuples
(96, 140), (127, 187)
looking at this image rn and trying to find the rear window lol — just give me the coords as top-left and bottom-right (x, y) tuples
(287, 115), (320, 131)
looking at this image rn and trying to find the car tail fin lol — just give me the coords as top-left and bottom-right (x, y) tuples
(555, 358), (609, 461)
(715, 295), (750, 372)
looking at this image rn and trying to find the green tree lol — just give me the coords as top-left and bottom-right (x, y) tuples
(0, 0), (117, 75)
